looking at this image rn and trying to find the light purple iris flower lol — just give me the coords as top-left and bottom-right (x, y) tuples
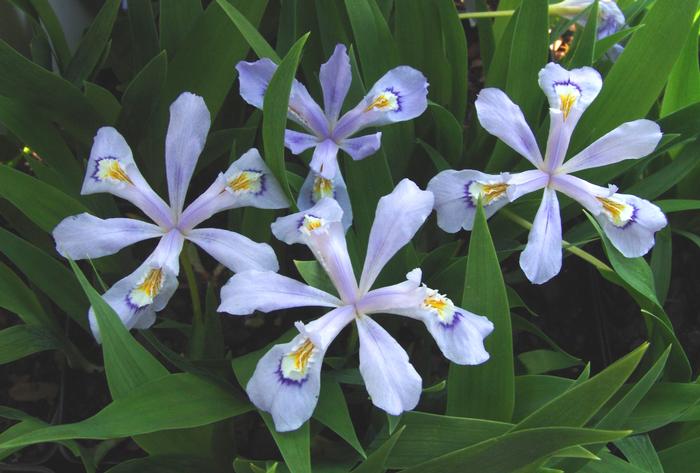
(429, 63), (666, 285)
(236, 44), (429, 227)
(218, 180), (493, 432)
(52, 92), (288, 340)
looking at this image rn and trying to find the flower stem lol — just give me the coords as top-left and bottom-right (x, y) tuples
(181, 243), (203, 324)
(500, 209), (613, 273)
(458, 9), (515, 20)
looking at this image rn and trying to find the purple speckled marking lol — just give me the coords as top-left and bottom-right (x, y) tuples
(620, 204), (639, 230)
(438, 311), (463, 330)
(124, 292), (149, 312)
(276, 358), (308, 386)
(552, 79), (582, 96)
(463, 180), (476, 208)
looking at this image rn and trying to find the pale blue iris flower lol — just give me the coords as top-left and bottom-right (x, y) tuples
(218, 180), (493, 432)
(53, 92), (288, 340)
(429, 63), (666, 285)
(236, 44), (429, 228)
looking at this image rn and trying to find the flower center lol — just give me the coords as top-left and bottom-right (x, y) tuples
(466, 180), (509, 206)
(279, 338), (316, 383)
(365, 88), (400, 112)
(553, 82), (581, 120)
(312, 176), (334, 203)
(94, 157), (133, 184)
(423, 289), (457, 326)
(227, 170), (264, 194)
(597, 196), (635, 227)
(127, 268), (164, 309)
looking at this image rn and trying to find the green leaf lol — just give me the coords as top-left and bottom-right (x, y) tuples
(592, 25), (643, 62)
(26, 0), (71, 68)
(629, 382), (700, 431)
(0, 165), (88, 233)
(351, 426), (404, 473)
(159, 0), (203, 54)
(68, 259), (167, 399)
(216, 0), (281, 62)
(84, 82), (121, 125)
(0, 227), (89, 331)
(661, 16), (700, 117)
(567, 1), (598, 68)
(429, 101), (464, 166)
(650, 226), (672, 305)
(261, 413), (311, 473)
(399, 427), (630, 473)
(0, 325), (60, 364)
(615, 435), (665, 473)
(387, 412), (512, 469)
(448, 202), (514, 421)
(518, 350), (582, 375)
(315, 380), (366, 457)
(294, 260), (337, 295)
(0, 373), (251, 449)
(0, 260), (56, 329)
(513, 375), (574, 423)
(571, 0), (698, 153)
(105, 455), (220, 473)
(659, 436), (700, 473)
(262, 33), (310, 206)
(657, 199), (700, 213)
(513, 343), (648, 431)
(127, 0), (160, 70)
(164, 0), (269, 120)
(0, 38), (101, 141)
(63, 0), (121, 85)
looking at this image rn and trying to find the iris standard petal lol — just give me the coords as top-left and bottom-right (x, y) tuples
(595, 193), (667, 258)
(177, 148), (288, 230)
(309, 139), (340, 179)
(356, 269), (424, 315)
(519, 188), (563, 284)
(81, 127), (173, 228)
(285, 130), (318, 154)
(218, 270), (342, 315)
(356, 315), (422, 416)
(428, 169), (512, 233)
(339, 132), (382, 161)
(297, 171), (353, 230)
(272, 197), (344, 245)
(186, 228), (279, 273)
(537, 62), (602, 127)
(558, 119), (662, 174)
(53, 213), (163, 259)
(474, 88), (544, 168)
(359, 179), (434, 293)
(332, 66), (428, 139)
(165, 92), (211, 216)
(319, 44), (352, 123)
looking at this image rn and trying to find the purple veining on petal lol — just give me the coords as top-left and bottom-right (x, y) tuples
(463, 180), (476, 208)
(91, 156), (115, 182)
(275, 359), (309, 386)
(385, 87), (402, 113)
(438, 311), (463, 330)
(552, 79), (582, 95)
(621, 204), (639, 230)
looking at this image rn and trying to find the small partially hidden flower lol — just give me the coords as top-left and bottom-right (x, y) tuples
(53, 92), (288, 341)
(550, 0), (626, 59)
(429, 63), (665, 285)
(219, 180), (493, 432)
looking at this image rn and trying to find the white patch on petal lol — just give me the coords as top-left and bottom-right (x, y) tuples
(553, 82), (582, 120)
(422, 289), (458, 326)
(93, 157), (133, 185)
(278, 338), (318, 384)
(126, 267), (165, 309)
(466, 179), (509, 207)
(226, 170), (265, 195)
(597, 195), (635, 228)
(300, 214), (326, 235)
(365, 88), (401, 112)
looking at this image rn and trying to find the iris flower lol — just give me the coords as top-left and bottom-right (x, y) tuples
(236, 44), (428, 226)
(429, 63), (665, 285)
(218, 180), (493, 431)
(53, 92), (288, 339)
